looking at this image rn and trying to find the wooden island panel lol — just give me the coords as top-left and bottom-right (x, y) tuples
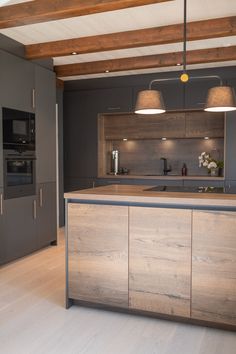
(129, 206), (192, 317)
(68, 203), (129, 307)
(192, 210), (236, 325)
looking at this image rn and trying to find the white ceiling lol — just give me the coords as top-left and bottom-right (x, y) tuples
(1, 0), (236, 80)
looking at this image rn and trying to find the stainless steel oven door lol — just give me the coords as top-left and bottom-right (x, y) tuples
(4, 153), (36, 199)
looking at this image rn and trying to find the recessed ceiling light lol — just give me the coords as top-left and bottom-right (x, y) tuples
(123, 138), (128, 141)
(204, 137), (209, 140)
(71, 52), (77, 55)
(161, 137), (167, 141)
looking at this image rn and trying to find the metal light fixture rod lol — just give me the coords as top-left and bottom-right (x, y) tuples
(149, 75), (223, 89)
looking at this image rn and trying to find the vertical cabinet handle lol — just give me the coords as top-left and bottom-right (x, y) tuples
(0, 194), (3, 215)
(33, 200), (37, 219)
(32, 88), (35, 109)
(39, 187), (43, 207)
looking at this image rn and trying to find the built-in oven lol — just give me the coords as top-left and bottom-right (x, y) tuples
(3, 151), (36, 199)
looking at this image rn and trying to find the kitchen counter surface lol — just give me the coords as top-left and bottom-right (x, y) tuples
(64, 184), (236, 208)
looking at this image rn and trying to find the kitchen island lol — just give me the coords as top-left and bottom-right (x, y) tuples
(64, 185), (236, 330)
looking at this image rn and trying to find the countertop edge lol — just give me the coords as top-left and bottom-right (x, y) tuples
(64, 185), (236, 208)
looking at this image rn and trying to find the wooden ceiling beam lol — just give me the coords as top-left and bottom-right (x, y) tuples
(54, 46), (236, 77)
(0, 0), (172, 29)
(26, 16), (236, 60)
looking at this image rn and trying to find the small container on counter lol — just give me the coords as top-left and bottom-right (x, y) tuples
(181, 163), (187, 176)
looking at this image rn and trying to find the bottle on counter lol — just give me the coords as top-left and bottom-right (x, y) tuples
(182, 163), (187, 176)
(111, 149), (119, 175)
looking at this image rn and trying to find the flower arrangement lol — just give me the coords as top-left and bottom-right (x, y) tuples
(198, 152), (223, 173)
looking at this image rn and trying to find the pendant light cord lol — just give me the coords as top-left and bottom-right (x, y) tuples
(183, 0), (187, 73)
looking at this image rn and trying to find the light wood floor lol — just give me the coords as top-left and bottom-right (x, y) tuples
(0, 229), (236, 354)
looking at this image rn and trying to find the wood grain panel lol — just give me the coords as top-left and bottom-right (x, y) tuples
(25, 16), (236, 59)
(55, 46), (236, 77)
(104, 112), (186, 140)
(129, 206), (192, 317)
(0, 0), (171, 29)
(186, 111), (224, 138)
(192, 210), (236, 325)
(68, 203), (128, 307)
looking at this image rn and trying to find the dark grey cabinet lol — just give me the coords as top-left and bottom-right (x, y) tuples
(64, 87), (132, 190)
(0, 49), (35, 112)
(2, 195), (37, 264)
(35, 66), (56, 183)
(37, 182), (57, 248)
(0, 188), (4, 265)
(98, 87), (133, 113)
(225, 111), (236, 180)
(0, 108), (3, 187)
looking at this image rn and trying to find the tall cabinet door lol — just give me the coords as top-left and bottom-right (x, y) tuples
(68, 203), (128, 308)
(35, 66), (56, 183)
(0, 49), (35, 112)
(129, 206), (192, 317)
(2, 196), (37, 264)
(0, 108), (3, 187)
(0, 188), (4, 265)
(192, 210), (236, 325)
(37, 182), (57, 248)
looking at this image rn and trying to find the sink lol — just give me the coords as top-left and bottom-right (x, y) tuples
(144, 186), (227, 193)
(144, 174), (180, 176)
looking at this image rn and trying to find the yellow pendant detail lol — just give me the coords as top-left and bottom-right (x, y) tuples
(180, 73), (189, 83)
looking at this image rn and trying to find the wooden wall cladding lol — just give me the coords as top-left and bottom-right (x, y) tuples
(185, 111), (225, 138)
(129, 206), (192, 317)
(104, 112), (186, 139)
(102, 111), (224, 140)
(68, 203), (129, 308)
(192, 210), (236, 325)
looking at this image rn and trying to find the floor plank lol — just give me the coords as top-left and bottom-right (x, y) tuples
(0, 229), (236, 354)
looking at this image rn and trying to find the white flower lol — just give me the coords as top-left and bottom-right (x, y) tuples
(203, 161), (208, 167)
(208, 161), (217, 169)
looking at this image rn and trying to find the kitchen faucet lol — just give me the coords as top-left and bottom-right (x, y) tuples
(160, 157), (172, 175)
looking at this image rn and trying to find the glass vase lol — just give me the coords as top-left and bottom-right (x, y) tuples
(210, 168), (219, 177)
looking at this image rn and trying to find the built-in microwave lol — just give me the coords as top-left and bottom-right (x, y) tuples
(3, 151), (36, 199)
(2, 107), (35, 151)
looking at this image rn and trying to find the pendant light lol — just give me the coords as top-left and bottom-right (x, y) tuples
(135, 0), (236, 114)
(204, 86), (236, 112)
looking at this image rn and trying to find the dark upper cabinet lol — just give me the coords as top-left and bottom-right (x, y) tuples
(0, 188), (4, 265)
(35, 66), (56, 183)
(37, 182), (57, 248)
(225, 111), (236, 180)
(0, 109), (3, 187)
(0, 50), (35, 112)
(98, 87), (133, 113)
(185, 111), (224, 138)
(2, 195), (37, 264)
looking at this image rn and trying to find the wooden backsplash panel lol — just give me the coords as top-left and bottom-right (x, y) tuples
(109, 138), (224, 176)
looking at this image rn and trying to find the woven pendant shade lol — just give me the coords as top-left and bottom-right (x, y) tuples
(204, 86), (236, 112)
(135, 90), (166, 114)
